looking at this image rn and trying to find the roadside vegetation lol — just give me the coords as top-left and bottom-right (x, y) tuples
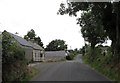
(21, 67), (38, 81)
(2, 31), (38, 82)
(66, 48), (80, 60)
(81, 45), (120, 82)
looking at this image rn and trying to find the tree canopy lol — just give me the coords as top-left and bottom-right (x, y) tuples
(24, 29), (44, 48)
(57, 1), (120, 59)
(45, 39), (67, 51)
(79, 11), (107, 49)
(24, 29), (36, 40)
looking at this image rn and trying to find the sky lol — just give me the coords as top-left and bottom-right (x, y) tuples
(0, 0), (111, 49)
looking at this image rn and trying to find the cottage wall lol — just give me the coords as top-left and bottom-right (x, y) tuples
(33, 50), (45, 62)
(19, 45), (33, 62)
(33, 50), (40, 61)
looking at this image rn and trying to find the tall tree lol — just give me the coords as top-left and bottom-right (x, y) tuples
(79, 11), (107, 49)
(24, 29), (36, 40)
(57, 1), (120, 59)
(24, 29), (44, 48)
(34, 36), (44, 48)
(58, 2), (107, 57)
(45, 39), (67, 51)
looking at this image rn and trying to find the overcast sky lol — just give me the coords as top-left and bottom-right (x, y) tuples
(0, 0), (111, 49)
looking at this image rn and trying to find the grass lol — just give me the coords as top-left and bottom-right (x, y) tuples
(21, 66), (39, 81)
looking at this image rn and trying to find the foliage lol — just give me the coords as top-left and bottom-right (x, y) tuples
(66, 54), (74, 60)
(66, 49), (79, 60)
(2, 31), (29, 82)
(24, 29), (36, 40)
(58, 1), (120, 81)
(21, 67), (39, 81)
(79, 47), (84, 54)
(58, 1), (120, 60)
(34, 36), (43, 48)
(45, 39), (67, 51)
(24, 29), (44, 48)
(82, 45), (120, 82)
(79, 11), (107, 49)
(0, 34), (2, 40)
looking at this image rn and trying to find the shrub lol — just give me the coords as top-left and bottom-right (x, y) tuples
(2, 31), (29, 82)
(66, 53), (74, 60)
(82, 45), (120, 82)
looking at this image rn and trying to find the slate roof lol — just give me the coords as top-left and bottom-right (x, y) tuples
(45, 51), (66, 57)
(9, 32), (32, 47)
(9, 32), (44, 50)
(28, 41), (44, 50)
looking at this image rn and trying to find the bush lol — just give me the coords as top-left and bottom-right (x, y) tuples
(66, 55), (72, 60)
(2, 31), (29, 82)
(66, 53), (75, 60)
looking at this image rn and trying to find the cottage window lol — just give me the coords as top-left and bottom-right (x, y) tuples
(40, 53), (42, 57)
(35, 53), (36, 57)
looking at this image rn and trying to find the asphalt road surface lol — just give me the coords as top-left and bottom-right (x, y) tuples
(31, 54), (111, 81)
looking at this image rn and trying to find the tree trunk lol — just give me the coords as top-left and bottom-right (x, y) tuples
(90, 43), (95, 62)
(114, 2), (120, 64)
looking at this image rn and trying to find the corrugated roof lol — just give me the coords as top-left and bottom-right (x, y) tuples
(9, 32), (32, 47)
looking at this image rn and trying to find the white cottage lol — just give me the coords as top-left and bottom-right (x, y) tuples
(9, 32), (45, 62)
(28, 41), (45, 62)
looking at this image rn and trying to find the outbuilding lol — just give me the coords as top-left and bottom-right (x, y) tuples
(45, 51), (66, 62)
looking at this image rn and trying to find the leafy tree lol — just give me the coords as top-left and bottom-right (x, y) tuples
(45, 39), (67, 51)
(58, 1), (120, 59)
(58, 2), (107, 57)
(80, 46), (85, 56)
(102, 2), (120, 59)
(34, 36), (44, 48)
(24, 29), (44, 48)
(24, 29), (36, 40)
(79, 11), (107, 50)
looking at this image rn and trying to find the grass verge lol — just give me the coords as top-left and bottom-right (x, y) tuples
(82, 53), (120, 83)
(22, 66), (39, 81)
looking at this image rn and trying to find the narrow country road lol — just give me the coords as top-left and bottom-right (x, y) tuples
(31, 54), (111, 81)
